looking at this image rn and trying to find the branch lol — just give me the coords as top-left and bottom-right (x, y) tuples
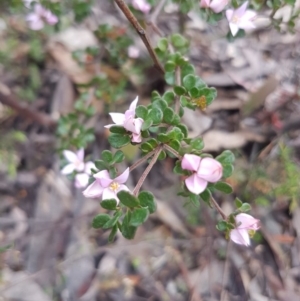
(0, 91), (56, 128)
(132, 145), (163, 195)
(114, 0), (165, 75)
(129, 148), (157, 172)
(210, 196), (227, 220)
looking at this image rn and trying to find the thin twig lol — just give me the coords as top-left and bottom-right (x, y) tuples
(147, 0), (167, 23)
(210, 196), (227, 220)
(132, 145), (162, 195)
(163, 144), (182, 159)
(174, 66), (181, 114)
(114, 0), (164, 75)
(0, 91), (56, 128)
(129, 148), (157, 172)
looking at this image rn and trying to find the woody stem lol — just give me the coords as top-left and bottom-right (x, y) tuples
(133, 145), (163, 196)
(210, 196), (227, 220)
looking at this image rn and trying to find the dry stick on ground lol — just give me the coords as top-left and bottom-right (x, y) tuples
(114, 0), (165, 75)
(0, 91), (56, 128)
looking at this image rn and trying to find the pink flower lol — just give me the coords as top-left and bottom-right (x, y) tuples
(83, 168), (130, 203)
(230, 213), (260, 246)
(128, 46), (140, 59)
(74, 162), (95, 189)
(225, 1), (256, 36)
(181, 154), (223, 195)
(132, 0), (151, 14)
(200, 0), (229, 13)
(104, 96), (144, 143)
(61, 149), (95, 189)
(26, 4), (58, 30)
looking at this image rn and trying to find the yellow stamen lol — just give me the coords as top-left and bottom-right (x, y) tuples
(109, 182), (119, 192)
(192, 96), (207, 111)
(232, 16), (240, 24)
(248, 230), (256, 238)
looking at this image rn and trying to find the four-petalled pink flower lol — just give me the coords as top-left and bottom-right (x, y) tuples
(200, 0), (229, 13)
(26, 4), (58, 30)
(225, 1), (256, 36)
(230, 213), (260, 246)
(61, 149), (95, 189)
(83, 168), (130, 203)
(105, 96), (144, 143)
(132, 0), (151, 14)
(181, 154), (223, 194)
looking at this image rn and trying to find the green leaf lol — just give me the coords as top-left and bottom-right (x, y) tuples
(147, 138), (158, 149)
(95, 160), (107, 171)
(200, 189), (212, 203)
(189, 87), (200, 98)
(222, 164), (234, 178)
(157, 38), (168, 52)
(163, 107), (175, 124)
(157, 133), (170, 143)
(181, 64), (195, 78)
(199, 87), (217, 106)
(152, 99), (168, 111)
(216, 150), (235, 164)
(216, 220), (228, 232)
(109, 126), (127, 134)
(171, 33), (188, 48)
(141, 119), (153, 131)
(190, 138), (204, 150)
(151, 91), (161, 100)
(174, 86), (187, 96)
(118, 191), (140, 207)
(92, 214), (111, 229)
(108, 225), (118, 243)
(163, 91), (175, 104)
(235, 198), (243, 208)
(173, 160), (184, 175)
(130, 208), (149, 226)
(158, 150), (166, 160)
(147, 107), (163, 125)
(141, 142), (154, 153)
(101, 199), (117, 210)
(136, 105), (148, 119)
(138, 191), (156, 213)
(112, 150), (125, 163)
(214, 182), (233, 194)
(108, 134), (130, 148)
(168, 139), (180, 152)
(183, 74), (197, 90)
(165, 61), (176, 72)
(101, 150), (113, 163)
(121, 212), (137, 239)
(165, 72), (175, 85)
(166, 127), (184, 141)
(103, 210), (122, 229)
(239, 203), (251, 212)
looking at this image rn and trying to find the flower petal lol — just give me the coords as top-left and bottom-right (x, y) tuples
(230, 229), (250, 246)
(236, 213), (260, 230)
(129, 96), (139, 112)
(210, 0), (228, 13)
(102, 187), (118, 202)
(93, 170), (112, 187)
(181, 154), (201, 172)
(107, 113), (125, 126)
(61, 163), (75, 175)
(200, 0), (210, 8)
(76, 149), (84, 162)
(115, 168), (130, 184)
(197, 157), (222, 183)
(225, 9), (234, 21)
(84, 162), (95, 175)
(229, 22), (239, 36)
(185, 174), (208, 195)
(75, 173), (89, 188)
(83, 180), (104, 198)
(131, 132), (142, 143)
(235, 1), (248, 18)
(63, 150), (77, 163)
